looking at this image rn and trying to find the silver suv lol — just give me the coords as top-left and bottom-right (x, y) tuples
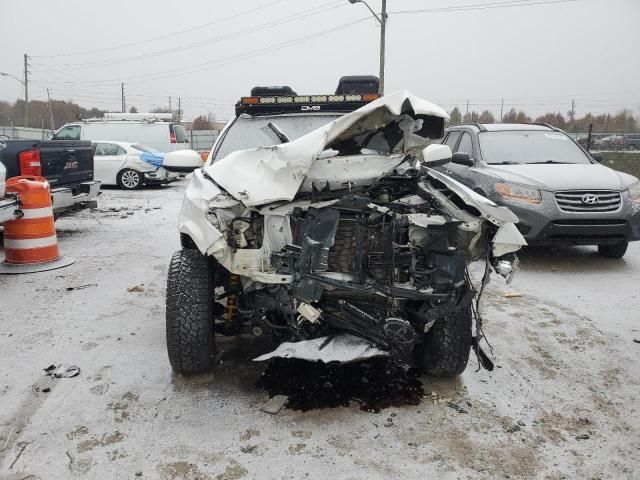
(438, 123), (640, 258)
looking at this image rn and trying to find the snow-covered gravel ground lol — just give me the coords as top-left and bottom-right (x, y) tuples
(1, 179), (638, 480)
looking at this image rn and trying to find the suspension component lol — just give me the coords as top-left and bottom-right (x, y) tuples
(225, 274), (240, 321)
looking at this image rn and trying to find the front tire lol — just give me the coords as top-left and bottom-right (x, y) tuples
(597, 241), (628, 259)
(117, 169), (143, 190)
(416, 305), (473, 377)
(166, 249), (216, 374)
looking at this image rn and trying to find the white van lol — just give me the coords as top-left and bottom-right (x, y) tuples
(53, 113), (190, 153)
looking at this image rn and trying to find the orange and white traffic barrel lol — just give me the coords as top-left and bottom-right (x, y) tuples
(0, 176), (74, 274)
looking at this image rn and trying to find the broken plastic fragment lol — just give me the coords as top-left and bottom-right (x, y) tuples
(44, 364), (80, 378)
(254, 334), (388, 363)
(260, 394), (289, 414)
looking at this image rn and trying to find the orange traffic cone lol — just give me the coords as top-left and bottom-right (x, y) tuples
(0, 176), (74, 274)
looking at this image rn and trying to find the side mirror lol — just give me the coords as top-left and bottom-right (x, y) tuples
(590, 152), (604, 163)
(163, 149), (204, 173)
(421, 144), (452, 167)
(451, 152), (474, 166)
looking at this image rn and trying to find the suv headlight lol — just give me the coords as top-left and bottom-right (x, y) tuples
(495, 182), (542, 204)
(629, 183), (640, 204)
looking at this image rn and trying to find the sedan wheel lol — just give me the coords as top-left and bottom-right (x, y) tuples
(117, 169), (142, 190)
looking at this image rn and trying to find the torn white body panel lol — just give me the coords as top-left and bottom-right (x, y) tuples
(178, 90), (524, 285)
(253, 334), (389, 363)
(300, 154), (405, 193)
(206, 90), (448, 207)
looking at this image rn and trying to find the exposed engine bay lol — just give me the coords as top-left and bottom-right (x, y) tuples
(177, 91), (526, 368)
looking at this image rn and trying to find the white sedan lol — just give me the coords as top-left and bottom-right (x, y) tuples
(92, 141), (178, 190)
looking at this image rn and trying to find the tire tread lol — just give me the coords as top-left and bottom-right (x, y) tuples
(165, 249), (215, 374)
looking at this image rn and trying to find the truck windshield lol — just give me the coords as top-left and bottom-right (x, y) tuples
(212, 113), (340, 162)
(479, 131), (592, 164)
(171, 124), (189, 143)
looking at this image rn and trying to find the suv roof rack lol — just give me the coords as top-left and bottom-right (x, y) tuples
(235, 92), (380, 117)
(531, 122), (560, 131)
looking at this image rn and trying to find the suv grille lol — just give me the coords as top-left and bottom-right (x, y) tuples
(554, 190), (621, 213)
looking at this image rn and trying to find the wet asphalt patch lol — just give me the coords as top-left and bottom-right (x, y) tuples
(256, 358), (424, 413)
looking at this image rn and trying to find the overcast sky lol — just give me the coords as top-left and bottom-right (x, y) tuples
(1, 0), (638, 121)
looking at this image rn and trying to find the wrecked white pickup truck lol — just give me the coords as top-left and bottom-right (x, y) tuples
(164, 87), (526, 377)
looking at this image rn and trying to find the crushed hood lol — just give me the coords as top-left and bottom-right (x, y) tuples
(206, 90), (448, 207)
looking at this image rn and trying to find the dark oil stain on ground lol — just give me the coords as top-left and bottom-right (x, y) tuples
(256, 358), (424, 412)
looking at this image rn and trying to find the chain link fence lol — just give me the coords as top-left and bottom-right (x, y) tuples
(188, 130), (219, 152)
(0, 125), (51, 140)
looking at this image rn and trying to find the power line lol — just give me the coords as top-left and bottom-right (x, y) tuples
(30, 0), (290, 58)
(391, 0), (579, 15)
(26, 17), (370, 86)
(37, 1), (345, 70)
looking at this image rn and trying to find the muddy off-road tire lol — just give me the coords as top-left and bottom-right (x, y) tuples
(597, 241), (628, 259)
(416, 306), (473, 377)
(166, 249), (216, 374)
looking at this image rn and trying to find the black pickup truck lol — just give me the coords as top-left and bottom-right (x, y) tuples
(0, 139), (100, 213)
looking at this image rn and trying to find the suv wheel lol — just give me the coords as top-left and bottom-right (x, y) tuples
(166, 249), (216, 374)
(415, 304), (473, 377)
(117, 169), (142, 190)
(597, 241), (628, 259)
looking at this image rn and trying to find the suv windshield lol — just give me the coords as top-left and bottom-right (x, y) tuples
(212, 113), (340, 162)
(479, 131), (591, 165)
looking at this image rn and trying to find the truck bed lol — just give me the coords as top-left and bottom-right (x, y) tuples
(0, 140), (94, 187)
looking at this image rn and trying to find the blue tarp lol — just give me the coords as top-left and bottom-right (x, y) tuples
(140, 151), (165, 168)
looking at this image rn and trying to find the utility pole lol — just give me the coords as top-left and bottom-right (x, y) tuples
(379, 0), (387, 95)
(500, 98), (504, 122)
(570, 98), (576, 130)
(177, 97), (181, 121)
(466, 100), (469, 115)
(348, 0), (386, 95)
(121, 83), (125, 113)
(23, 53), (29, 127)
(46, 88), (55, 131)
(169, 96), (172, 112)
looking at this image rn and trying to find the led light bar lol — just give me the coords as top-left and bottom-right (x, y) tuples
(240, 93), (378, 106)
(236, 93), (380, 116)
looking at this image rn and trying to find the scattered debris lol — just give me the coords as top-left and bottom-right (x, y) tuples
(446, 401), (468, 414)
(633, 338), (640, 344)
(517, 419), (526, 427)
(1, 426), (16, 452)
(42, 387), (51, 393)
(9, 442), (29, 469)
(506, 423), (521, 433)
(260, 395), (289, 414)
(65, 284), (97, 291)
(135, 471), (143, 477)
(127, 285), (145, 293)
(257, 358), (423, 412)
(504, 291), (523, 298)
(575, 434), (590, 440)
(240, 444), (258, 454)
(44, 364), (80, 378)
(66, 451), (74, 464)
